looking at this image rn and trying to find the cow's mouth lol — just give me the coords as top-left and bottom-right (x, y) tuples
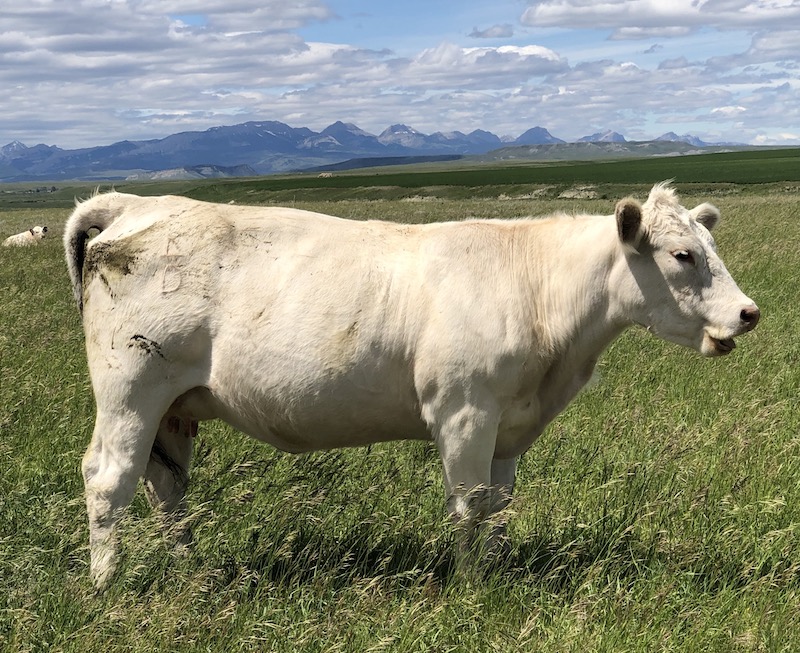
(703, 332), (736, 356)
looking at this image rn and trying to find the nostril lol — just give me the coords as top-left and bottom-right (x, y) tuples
(740, 305), (760, 327)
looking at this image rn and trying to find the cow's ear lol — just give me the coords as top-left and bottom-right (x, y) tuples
(616, 198), (643, 248)
(690, 202), (720, 231)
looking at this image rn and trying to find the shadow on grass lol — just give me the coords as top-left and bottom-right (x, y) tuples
(112, 501), (798, 600)
(213, 516), (795, 600)
(212, 518), (668, 599)
(226, 522), (456, 596)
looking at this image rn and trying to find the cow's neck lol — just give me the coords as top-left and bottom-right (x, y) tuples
(522, 214), (630, 367)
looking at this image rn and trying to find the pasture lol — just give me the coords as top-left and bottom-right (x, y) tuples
(1, 178), (799, 651)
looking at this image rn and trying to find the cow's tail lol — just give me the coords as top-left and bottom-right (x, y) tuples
(63, 191), (125, 316)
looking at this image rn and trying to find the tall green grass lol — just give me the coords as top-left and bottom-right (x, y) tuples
(1, 188), (798, 651)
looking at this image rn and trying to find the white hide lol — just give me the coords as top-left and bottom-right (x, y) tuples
(3, 225), (47, 247)
(64, 183), (759, 588)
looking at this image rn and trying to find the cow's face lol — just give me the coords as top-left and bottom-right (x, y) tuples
(615, 184), (759, 357)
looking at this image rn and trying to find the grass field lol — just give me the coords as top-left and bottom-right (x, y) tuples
(1, 179), (799, 651)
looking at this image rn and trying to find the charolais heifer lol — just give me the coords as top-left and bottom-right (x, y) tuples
(64, 183), (759, 588)
(3, 225), (47, 247)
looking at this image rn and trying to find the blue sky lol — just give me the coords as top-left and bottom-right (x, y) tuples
(1, 0), (799, 149)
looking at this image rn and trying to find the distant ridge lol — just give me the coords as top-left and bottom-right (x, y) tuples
(514, 127), (565, 145)
(125, 163), (258, 181)
(477, 139), (749, 163)
(0, 120), (740, 181)
(578, 130), (626, 143)
(656, 131), (708, 147)
(305, 155), (464, 173)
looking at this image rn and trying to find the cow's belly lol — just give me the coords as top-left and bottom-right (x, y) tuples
(180, 361), (431, 453)
(233, 408), (431, 454)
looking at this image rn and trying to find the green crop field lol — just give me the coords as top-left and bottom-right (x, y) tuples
(1, 174), (799, 651)
(210, 147), (800, 192)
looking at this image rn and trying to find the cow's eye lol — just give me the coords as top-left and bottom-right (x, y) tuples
(673, 250), (694, 265)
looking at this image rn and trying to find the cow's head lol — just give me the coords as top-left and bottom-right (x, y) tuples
(615, 183), (759, 356)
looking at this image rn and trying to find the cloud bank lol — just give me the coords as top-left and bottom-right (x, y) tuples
(1, 0), (798, 148)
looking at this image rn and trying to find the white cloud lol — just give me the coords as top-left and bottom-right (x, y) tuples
(395, 42), (567, 91)
(521, 0), (800, 35)
(712, 105), (747, 117)
(747, 29), (800, 60)
(469, 24), (515, 39)
(610, 26), (694, 40)
(753, 131), (800, 145)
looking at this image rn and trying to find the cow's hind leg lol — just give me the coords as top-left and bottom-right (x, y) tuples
(82, 404), (164, 590)
(143, 413), (196, 548)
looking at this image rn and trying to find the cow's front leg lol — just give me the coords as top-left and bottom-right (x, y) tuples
(433, 402), (500, 557)
(485, 456), (517, 555)
(490, 456), (516, 514)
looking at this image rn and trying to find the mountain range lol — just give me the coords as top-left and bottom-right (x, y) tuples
(0, 120), (719, 182)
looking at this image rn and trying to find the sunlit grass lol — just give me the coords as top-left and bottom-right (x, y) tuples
(1, 186), (799, 651)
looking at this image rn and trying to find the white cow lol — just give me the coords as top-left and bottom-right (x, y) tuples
(64, 183), (759, 588)
(3, 225), (47, 247)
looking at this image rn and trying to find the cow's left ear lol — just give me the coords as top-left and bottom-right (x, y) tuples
(690, 202), (720, 231)
(616, 198), (643, 249)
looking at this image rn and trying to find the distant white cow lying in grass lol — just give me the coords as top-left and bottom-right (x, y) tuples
(3, 225), (48, 247)
(64, 183), (759, 589)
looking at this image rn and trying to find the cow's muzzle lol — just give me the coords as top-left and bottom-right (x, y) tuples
(702, 303), (760, 357)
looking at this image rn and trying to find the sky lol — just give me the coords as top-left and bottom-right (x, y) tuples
(2, 0), (799, 150)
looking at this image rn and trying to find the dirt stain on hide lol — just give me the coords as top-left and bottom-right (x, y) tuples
(128, 335), (165, 359)
(325, 316), (361, 374)
(84, 241), (139, 277)
(83, 241), (140, 302)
